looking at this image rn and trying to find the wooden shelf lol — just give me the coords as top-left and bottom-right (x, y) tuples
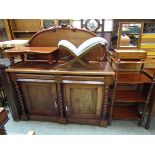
(112, 105), (141, 120)
(9, 19), (42, 39)
(117, 72), (152, 83)
(113, 90), (145, 103)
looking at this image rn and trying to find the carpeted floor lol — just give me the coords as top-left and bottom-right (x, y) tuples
(5, 110), (155, 135)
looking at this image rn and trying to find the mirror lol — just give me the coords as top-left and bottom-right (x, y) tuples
(117, 22), (144, 49)
(85, 19), (100, 32)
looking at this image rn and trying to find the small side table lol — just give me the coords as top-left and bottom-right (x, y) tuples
(0, 107), (9, 135)
(5, 47), (58, 65)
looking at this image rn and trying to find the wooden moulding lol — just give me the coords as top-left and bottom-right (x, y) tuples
(114, 49), (147, 59)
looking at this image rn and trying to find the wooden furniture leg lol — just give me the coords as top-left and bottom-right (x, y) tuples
(0, 127), (7, 135)
(7, 54), (15, 65)
(145, 84), (155, 129)
(145, 109), (154, 129)
(47, 53), (53, 64)
(13, 81), (28, 120)
(100, 85), (109, 127)
(0, 107), (9, 135)
(138, 78), (155, 126)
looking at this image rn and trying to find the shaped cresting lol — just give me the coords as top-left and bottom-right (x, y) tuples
(28, 27), (108, 63)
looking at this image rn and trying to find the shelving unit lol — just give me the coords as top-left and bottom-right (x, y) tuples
(8, 19), (43, 40)
(108, 49), (154, 126)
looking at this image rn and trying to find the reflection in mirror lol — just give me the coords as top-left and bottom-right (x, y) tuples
(117, 22), (143, 49)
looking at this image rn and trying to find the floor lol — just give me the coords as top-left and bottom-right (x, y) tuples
(5, 110), (155, 135)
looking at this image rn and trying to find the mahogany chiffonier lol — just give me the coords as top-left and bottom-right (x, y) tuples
(5, 27), (115, 127)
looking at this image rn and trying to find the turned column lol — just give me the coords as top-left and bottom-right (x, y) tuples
(102, 85), (109, 120)
(100, 85), (109, 127)
(56, 76), (66, 124)
(13, 81), (28, 120)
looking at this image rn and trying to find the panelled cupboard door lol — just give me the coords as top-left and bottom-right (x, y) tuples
(63, 83), (104, 125)
(19, 81), (58, 117)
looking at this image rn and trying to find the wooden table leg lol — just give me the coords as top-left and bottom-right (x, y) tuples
(47, 54), (53, 64)
(145, 91), (155, 129)
(7, 54), (14, 65)
(20, 54), (25, 62)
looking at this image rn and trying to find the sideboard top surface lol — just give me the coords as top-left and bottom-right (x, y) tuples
(6, 61), (115, 76)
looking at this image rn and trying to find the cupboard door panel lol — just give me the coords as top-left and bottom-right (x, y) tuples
(71, 87), (97, 114)
(64, 83), (104, 122)
(20, 82), (58, 116)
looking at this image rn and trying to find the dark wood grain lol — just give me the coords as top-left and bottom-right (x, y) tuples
(112, 106), (141, 120)
(117, 72), (152, 83)
(113, 90), (145, 103)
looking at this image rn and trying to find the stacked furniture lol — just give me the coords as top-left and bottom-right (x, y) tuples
(5, 27), (115, 127)
(108, 49), (154, 126)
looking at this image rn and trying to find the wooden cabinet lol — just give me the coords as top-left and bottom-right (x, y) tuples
(6, 72), (113, 127)
(5, 27), (115, 127)
(63, 79), (104, 125)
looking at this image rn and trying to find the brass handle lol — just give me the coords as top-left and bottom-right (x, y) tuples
(66, 105), (68, 111)
(54, 101), (58, 108)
